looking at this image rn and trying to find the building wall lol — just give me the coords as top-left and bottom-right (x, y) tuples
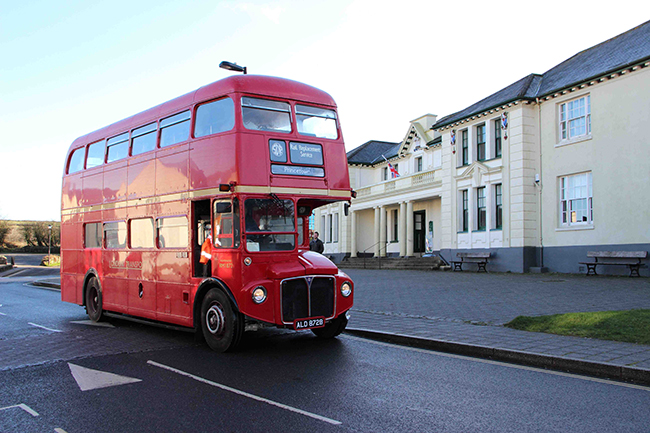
(319, 64), (649, 274)
(537, 66), (650, 275)
(540, 67), (650, 248)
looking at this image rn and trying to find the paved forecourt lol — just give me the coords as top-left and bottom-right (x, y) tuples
(344, 269), (650, 384)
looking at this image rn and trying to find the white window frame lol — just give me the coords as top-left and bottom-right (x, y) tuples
(559, 95), (591, 143)
(559, 172), (593, 227)
(333, 213), (339, 243)
(327, 214), (333, 243)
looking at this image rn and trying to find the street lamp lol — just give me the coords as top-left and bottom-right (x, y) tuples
(219, 61), (247, 74)
(48, 225), (52, 265)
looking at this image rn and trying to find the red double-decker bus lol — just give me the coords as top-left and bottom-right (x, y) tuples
(60, 74), (353, 351)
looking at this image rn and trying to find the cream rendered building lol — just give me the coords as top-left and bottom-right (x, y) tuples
(317, 20), (650, 275)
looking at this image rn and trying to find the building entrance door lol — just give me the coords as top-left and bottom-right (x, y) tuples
(414, 210), (426, 253)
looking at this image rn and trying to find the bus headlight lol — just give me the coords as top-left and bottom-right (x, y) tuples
(340, 282), (352, 297)
(252, 286), (267, 304)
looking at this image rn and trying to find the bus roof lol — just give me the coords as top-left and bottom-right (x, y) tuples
(67, 75), (337, 153)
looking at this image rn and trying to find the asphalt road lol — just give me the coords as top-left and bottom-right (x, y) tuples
(1, 279), (650, 432)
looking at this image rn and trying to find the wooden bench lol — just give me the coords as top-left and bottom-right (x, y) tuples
(580, 251), (647, 277)
(451, 252), (491, 272)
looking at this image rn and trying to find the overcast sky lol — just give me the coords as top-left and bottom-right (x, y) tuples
(1, 0), (647, 221)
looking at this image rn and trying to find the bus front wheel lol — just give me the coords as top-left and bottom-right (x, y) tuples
(200, 288), (243, 352)
(312, 313), (348, 339)
(85, 276), (104, 322)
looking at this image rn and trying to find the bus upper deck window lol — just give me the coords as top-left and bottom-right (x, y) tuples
(195, 98), (235, 137)
(160, 111), (191, 148)
(67, 147), (85, 174)
(86, 140), (105, 168)
(296, 105), (338, 139)
(132, 123), (157, 156)
(242, 97), (291, 133)
(106, 132), (129, 163)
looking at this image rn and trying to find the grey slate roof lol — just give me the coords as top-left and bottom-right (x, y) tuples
(434, 19), (650, 129)
(346, 140), (400, 165)
(434, 74), (542, 128)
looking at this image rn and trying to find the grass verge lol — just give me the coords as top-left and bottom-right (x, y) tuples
(505, 309), (650, 345)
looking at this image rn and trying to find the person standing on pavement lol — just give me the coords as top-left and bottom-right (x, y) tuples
(309, 231), (324, 254)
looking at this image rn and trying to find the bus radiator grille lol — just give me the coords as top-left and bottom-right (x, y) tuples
(281, 277), (334, 323)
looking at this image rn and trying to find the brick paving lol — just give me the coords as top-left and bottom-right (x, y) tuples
(344, 269), (650, 372)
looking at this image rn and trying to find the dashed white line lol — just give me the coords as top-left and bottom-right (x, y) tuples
(147, 360), (342, 425)
(28, 322), (63, 333)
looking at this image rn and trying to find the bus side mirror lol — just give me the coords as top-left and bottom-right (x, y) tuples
(344, 203), (350, 216)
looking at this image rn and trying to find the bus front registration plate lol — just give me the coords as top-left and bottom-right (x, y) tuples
(294, 317), (325, 330)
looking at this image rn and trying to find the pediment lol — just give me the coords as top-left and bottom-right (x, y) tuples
(454, 161), (499, 185)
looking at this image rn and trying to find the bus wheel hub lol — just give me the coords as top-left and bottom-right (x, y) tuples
(206, 304), (225, 334)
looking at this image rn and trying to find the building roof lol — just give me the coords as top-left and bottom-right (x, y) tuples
(434, 19), (650, 129)
(434, 74), (542, 128)
(346, 140), (401, 165)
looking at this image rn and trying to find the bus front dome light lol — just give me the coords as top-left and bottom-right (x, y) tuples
(340, 282), (352, 297)
(252, 286), (267, 304)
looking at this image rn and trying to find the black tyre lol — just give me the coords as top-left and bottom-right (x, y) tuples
(85, 276), (104, 322)
(200, 288), (244, 352)
(312, 313), (348, 339)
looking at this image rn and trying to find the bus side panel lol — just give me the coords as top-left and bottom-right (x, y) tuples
(127, 154), (156, 200)
(82, 169), (103, 206)
(155, 147), (189, 196)
(62, 175), (82, 210)
(189, 136), (237, 190)
(103, 163), (128, 203)
(126, 250), (157, 321)
(156, 250), (192, 326)
(60, 216), (80, 304)
(101, 250), (128, 313)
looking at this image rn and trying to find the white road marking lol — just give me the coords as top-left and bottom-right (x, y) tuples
(148, 360), (342, 426)
(68, 363), (142, 391)
(70, 320), (115, 328)
(54, 429), (69, 433)
(0, 312), (5, 316)
(28, 322), (63, 333)
(343, 335), (650, 392)
(0, 403), (39, 416)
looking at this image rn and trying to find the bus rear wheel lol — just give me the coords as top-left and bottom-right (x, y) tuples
(200, 288), (243, 352)
(312, 313), (348, 339)
(85, 276), (104, 322)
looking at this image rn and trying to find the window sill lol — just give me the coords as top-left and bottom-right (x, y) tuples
(555, 225), (594, 232)
(556, 135), (592, 148)
(457, 230), (469, 234)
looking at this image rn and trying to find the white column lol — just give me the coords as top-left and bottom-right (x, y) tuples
(379, 205), (387, 257)
(350, 210), (357, 258)
(374, 207), (380, 257)
(406, 201), (414, 257)
(399, 202), (407, 257)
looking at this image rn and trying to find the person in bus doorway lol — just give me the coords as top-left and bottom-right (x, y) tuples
(309, 231), (324, 254)
(200, 228), (212, 278)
